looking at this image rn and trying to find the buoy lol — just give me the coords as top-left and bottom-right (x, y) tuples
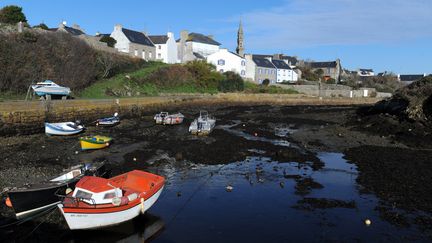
(254, 133), (258, 137)
(5, 197), (12, 207)
(105, 143), (110, 146)
(365, 219), (372, 226)
(75, 151), (79, 154)
(133, 157), (137, 162)
(140, 198), (145, 214)
(65, 188), (73, 195)
(243, 124), (246, 127)
(96, 122), (99, 126)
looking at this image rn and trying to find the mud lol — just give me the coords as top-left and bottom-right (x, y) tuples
(1, 104), (431, 241)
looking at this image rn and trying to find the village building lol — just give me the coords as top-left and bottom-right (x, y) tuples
(357, 68), (375, 77)
(245, 54), (277, 84)
(398, 74), (427, 85)
(272, 59), (298, 83)
(110, 24), (156, 61)
(177, 31), (221, 63)
(207, 49), (246, 77)
(148, 32), (178, 64)
(306, 59), (342, 82)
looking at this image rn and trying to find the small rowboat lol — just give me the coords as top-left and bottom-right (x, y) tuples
(189, 111), (216, 135)
(154, 112), (184, 125)
(5, 163), (107, 220)
(79, 135), (113, 150)
(58, 170), (165, 230)
(45, 122), (84, 136)
(96, 113), (120, 127)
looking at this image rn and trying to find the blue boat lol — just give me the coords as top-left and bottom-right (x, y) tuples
(96, 113), (120, 127)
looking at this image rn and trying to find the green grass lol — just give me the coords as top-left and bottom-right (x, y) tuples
(0, 91), (27, 101)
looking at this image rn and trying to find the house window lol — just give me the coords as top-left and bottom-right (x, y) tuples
(241, 70), (246, 76)
(218, 59), (225, 66)
(134, 49), (138, 56)
(149, 52), (153, 59)
(220, 69), (224, 73)
(241, 60), (246, 66)
(158, 53), (162, 59)
(258, 68), (262, 74)
(158, 45), (161, 50)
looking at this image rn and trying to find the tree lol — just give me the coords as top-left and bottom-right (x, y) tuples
(33, 23), (48, 30)
(218, 71), (244, 92)
(0, 5), (27, 24)
(99, 35), (117, 48)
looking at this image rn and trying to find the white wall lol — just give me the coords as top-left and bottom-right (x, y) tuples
(277, 68), (298, 83)
(207, 49), (246, 77)
(191, 42), (219, 58)
(110, 25), (130, 53)
(244, 54), (256, 81)
(166, 32), (178, 64)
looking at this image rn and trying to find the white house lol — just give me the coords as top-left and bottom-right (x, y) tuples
(149, 32), (178, 64)
(110, 24), (156, 60)
(177, 31), (221, 63)
(272, 59), (298, 83)
(207, 49), (246, 78)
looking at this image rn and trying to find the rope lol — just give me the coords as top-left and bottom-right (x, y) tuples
(24, 207), (57, 238)
(0, 206), (56, 229)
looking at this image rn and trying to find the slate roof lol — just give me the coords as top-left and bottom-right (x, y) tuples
(122, 28), (154, 47)
(177, 33), (221, 46)
(253, 57), (276, 68)
(229, 51), (244, 58)
(399, 74), (425, 82)
(272, 60), (291, 69)
(149, 35), (169, 44)
(309, 61), (337, 68)
(48, 26), (85, 36)
(252, 54), (298, 65)
(359, 68), (374, 72)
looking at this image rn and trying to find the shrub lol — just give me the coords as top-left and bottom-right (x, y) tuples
(262, 79), (270, 86)
(99, 35), (117, 48)
(0, 5), (27, 24)
(33, 23), (48, 30)
(218, 71), (244, 92)
(140, 65), (194, 87)
(326, 78), (336, 84)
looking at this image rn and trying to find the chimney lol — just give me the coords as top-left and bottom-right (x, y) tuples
(114, 24), (122, 32)
(273, 54), (282, 60)
(167, 32), (174, 39)
(17, 21), (23, 33)
(59, 21), (66, 29)
(180, 30), (189, 42)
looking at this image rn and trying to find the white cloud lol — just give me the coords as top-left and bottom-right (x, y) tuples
(238, 0), (432, 49)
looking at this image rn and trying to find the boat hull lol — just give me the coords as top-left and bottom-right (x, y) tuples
(59, 186), (164, 230)
(80, 141), (110, 150)
(33, 87), (71, 97)
(45, 122), (83, 136)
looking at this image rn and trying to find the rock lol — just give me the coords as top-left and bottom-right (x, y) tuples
(226, 185), (234, 192)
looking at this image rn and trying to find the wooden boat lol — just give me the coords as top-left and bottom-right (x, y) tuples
(58, 170), (165, 230)
(96, 113), (120, 127)
(79, 135), (113, 150)
(45, 122), (84, 136)
(154, 112), (184, 125)
(189, 111), (216, 135)
(5, 163), (107, 220)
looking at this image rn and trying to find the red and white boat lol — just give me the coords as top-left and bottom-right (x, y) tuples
(57, 170), (165, 230)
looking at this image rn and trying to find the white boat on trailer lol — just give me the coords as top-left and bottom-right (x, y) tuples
(189, 110), (216, 135)
(31, 80), (71, 98)
(154, 112), (184, 125)
(45, 121), (84, 136)
(58, 170), (165, 230)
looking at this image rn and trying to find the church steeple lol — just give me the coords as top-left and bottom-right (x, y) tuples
(236, 20), (244, 57)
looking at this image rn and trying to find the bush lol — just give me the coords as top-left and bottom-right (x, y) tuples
(33, 23), (48, 30)
(0, 5), (27, 24)
(99, 35), (117, 48)
(262, 79), (270, 86)
(326, 78), (336, 84)
(139, 64), (194, 87)
(218, 71), (244, 92)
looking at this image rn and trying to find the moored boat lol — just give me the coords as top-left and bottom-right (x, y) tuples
(188, 111), (216, 135)
(154, 112), (184, 125)
(58, 170), (165, 230)
(96, 113), (120, 127)
(79, 135), (112, 150)
(45, 121), (84, 136)
(31, 80), (71, 97)
(5, 163), (107, 220)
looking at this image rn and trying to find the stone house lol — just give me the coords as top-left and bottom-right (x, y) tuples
(245, 54), (277, 84)
(110, 24), (156, 60)
(177, 31), (221, 63)
(306, 59), (342, 82)
(398, 74), (427, 85)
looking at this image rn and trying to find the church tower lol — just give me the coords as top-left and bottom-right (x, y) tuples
(236, 20), (244, 57)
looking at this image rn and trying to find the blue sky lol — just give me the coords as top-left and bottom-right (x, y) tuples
(2, 0), (431, 74)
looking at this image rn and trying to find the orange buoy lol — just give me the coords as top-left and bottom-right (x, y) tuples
(5, 197), (12, 208)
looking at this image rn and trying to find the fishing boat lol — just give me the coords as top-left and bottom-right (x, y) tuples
(5, 163), (107, 220)
(79, 135), (113, 150)
(31, 80), (71, 97)
(154, 112), (184, 125)
(188, 111), (216, 135)
(45, 121), (84, 136)
(96, 113), (120, 127)
(58, 170), (165, 230)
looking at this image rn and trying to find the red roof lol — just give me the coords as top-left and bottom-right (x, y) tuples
(76, 176), (119, 193)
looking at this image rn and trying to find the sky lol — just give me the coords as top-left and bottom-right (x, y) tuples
(1, 0), (431, 74)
